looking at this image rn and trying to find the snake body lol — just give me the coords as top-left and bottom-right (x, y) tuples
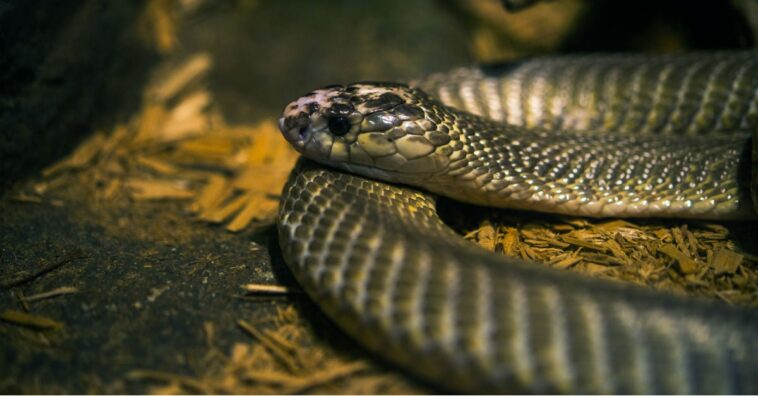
(277, 52), (758, 393)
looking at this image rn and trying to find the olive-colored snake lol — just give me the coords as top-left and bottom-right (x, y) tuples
(276, 52), (758, 394)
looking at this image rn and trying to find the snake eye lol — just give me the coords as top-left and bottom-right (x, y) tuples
(327, 116), (351, 136)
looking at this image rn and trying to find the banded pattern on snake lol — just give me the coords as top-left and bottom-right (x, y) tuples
(276, 52), (758, 393)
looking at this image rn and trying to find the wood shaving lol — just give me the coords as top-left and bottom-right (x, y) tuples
(463, 211), (757, 305)
(30, 52), (298, 232)
(130, 306), (421, 394)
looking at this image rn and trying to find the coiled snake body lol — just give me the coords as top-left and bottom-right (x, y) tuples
(277, 52), (758, 393)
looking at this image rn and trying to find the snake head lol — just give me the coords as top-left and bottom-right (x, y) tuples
(279, 83), (454, 181)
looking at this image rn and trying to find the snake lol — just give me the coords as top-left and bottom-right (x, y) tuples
(275, 51), (758, 394)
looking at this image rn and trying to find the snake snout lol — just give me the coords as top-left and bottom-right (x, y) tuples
(279, 111), (311, 150)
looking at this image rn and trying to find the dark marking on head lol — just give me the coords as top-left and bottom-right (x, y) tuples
(283, 112), (309, 131)
(306, 102), (320, 114)
(364, 92), (404, 111)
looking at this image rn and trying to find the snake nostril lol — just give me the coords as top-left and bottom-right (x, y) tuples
(298, 126), (308, 138)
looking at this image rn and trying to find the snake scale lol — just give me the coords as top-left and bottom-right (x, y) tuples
(276, 52), (758, 394)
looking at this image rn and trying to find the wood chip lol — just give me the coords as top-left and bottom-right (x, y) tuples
(176, 135), (236, 158)
(245, 120), (298, 165)
(474, 221), (496, 250)
(233, 165), (294, 193)
(133, 104), (168, 143)
(711, 249), (743, 275)
(605, 238), (629, 262)
(200, 194), (249, 223)
(653, 229), (672, 242)
(169, 91), (210, 124)
(126, 178), (194, 200)
(160, 112), (210, 142)
(226, 193), (279, 232)
(672, 226), (691, 256)
(520, 229), (541, 240)
(136, 155), (180, 175)
(543, 237), (569, 248)
(553, 254), (582, 269)
(551, 224), (575, 232)
(192, 175), (231, 215)
(501, 227), (519, 256)
(519, 245), (538, 261)
(684, 227), (700, 256)
(150, 53), (212, 102)
(658, 243), (698, 274)
(560, 235), (608, 252)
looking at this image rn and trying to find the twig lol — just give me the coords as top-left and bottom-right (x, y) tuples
(241, 283), (302, 294)
(23, 286), (79, 303)
(1, 249), (85, 289)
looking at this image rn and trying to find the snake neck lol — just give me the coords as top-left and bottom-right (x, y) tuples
(422, 107), (754, 219)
